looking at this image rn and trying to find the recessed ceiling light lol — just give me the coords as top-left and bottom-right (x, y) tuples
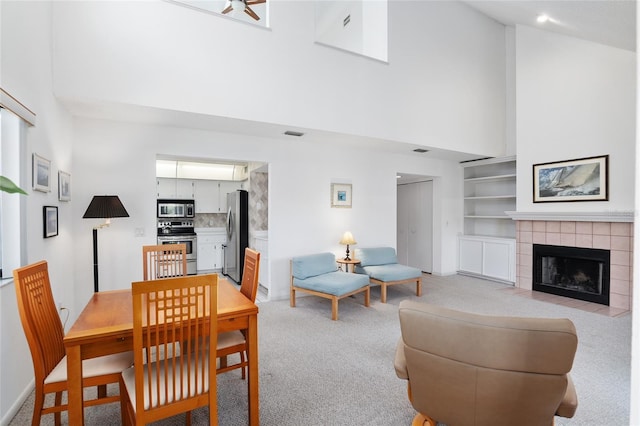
(536, 14), (550, 23)
(413, 148), (429, 153)
(396, 175), (402, 179)
(284, 130), (305, 137)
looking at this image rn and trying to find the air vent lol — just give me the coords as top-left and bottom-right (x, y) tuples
(284, 130), (305, 137)
(343, 14), (351, 26)
(413, 148), (429, 153)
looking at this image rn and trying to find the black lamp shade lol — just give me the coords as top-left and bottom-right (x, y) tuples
(83, 195), (129, 219)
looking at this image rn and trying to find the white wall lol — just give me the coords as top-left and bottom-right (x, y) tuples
(0, 1), (75, 423)
(71, 117), (463, 312)
(515, 25), (636, 212)
(51, 0), (506, 158)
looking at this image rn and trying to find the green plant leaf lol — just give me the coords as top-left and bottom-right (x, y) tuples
(0, 176), (27, 195)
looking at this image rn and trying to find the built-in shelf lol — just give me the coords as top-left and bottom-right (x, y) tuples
(462, 156), (516, 238)
(465, 195), (516, 200)
(460, 156), (517, 284)
(464, 173), (516, 183)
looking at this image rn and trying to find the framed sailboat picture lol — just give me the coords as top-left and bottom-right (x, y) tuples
(533, 155), (608, 203)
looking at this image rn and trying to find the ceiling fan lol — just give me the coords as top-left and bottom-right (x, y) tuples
(222, 0), (266, 21)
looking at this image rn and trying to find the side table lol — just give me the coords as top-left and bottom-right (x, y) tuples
(336, 258), (361, 273)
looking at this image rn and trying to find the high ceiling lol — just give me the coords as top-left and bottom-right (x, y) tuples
(463, 0), (635, 52)
(63, 1), (636, 168)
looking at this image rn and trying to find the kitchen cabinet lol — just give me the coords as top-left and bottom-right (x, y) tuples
(253, 231), (269, 295)
(193, 180), (245, 213)
(218, 181), (243, 213)
(196, 229), (226, 272)
(156, 178), (194, 199)
(157, 178), (176, 199)
(194, 180), (219, 213)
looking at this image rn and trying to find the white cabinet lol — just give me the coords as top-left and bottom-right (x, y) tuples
(156, 178), (194, 199)
(462, 156), (516, 238)
(458, 235), (516, 283)
(253, 232), (269, 295)
(194, 180), (219, 213)
(157, 178), (177, 198)
(196, 229), (226, 272)
(218, 181), (244, 213)
(176, 180), (195, 199)
(193, 180), (245, 213)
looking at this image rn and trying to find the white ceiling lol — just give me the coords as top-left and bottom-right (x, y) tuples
(63, 1), (636, 168)
(462, 0), (636, 52)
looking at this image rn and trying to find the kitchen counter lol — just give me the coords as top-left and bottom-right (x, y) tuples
(195, 227), (225, 235)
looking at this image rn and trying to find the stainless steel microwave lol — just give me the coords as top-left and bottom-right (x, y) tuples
(157, 199), (195, 218)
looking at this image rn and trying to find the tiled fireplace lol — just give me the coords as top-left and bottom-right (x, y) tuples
(512, 215), (633, 311)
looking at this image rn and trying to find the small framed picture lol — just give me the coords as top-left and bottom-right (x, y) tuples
(331, 183), (352, 208)
(533, 155), (609, 203)
(33, 153), (51, 193)
(43, 206), (58, 238)
(58, 171), (71, 201)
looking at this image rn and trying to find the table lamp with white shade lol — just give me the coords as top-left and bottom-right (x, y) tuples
(339, 231), (357, 261)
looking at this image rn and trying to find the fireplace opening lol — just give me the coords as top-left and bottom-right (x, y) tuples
(533, 244), (610, 305)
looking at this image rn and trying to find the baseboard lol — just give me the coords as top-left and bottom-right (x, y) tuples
(457, 271), (515, 286)
(1, 379), (34, 426)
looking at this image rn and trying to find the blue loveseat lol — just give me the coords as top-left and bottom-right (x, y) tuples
(354, 247), (422, 303)
(290, 252), (370, 320)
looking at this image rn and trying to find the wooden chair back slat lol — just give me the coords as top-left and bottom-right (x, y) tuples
(143, 244), (188, 280)
(129, 274), (218, 425)
(16, 261), (132, 425)
(239, 248), (260, 303)
(13, 261), (65, 382)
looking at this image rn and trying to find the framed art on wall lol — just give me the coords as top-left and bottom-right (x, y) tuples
(43, 206), (58, 238)
(331, 183), (352, 208)
(32, 153), (51, 193)
(533, 155), (608, 203)
(58, 170), (71, 201)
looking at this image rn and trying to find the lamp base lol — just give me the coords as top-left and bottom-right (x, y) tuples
(344, 245), (351, 261)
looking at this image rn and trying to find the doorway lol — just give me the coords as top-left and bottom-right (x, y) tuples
(397, 175), (433, 273)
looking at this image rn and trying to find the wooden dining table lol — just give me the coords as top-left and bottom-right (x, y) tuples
(63, 278), (259, 425)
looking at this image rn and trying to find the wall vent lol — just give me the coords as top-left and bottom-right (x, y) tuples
(413, 148), (429, 153)
(284, 130), (305, 137)
(343, 14), (351, 26)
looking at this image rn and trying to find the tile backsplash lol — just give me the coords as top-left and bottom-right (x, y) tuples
(194, 213), (226, 228)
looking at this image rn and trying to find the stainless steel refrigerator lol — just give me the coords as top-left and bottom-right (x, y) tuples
(223, 189), (249, 284)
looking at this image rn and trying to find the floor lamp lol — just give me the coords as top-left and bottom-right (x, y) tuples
(83, 195), (129, 292)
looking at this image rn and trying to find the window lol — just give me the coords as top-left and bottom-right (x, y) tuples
(0, 88), (32, 282)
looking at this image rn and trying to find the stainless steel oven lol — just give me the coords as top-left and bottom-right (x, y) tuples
(157, 219), (197, 275)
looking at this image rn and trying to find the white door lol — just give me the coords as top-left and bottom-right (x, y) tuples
(396, 184), (410, 265)
(397, 180), (433, 273)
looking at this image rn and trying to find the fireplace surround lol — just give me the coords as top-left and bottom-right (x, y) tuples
(508, 213), (633, 311)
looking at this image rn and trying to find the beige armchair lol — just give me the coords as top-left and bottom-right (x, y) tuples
(395, 300), (578, 426)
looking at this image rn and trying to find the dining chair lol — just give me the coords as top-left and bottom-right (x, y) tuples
(119, 274), (218, 426)
(13, 260), (134, 426)
(142, 243), (187, 280)
(217, 248), (260, 378)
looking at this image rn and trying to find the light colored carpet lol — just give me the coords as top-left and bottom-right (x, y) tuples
(9, 273), (630, 425)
